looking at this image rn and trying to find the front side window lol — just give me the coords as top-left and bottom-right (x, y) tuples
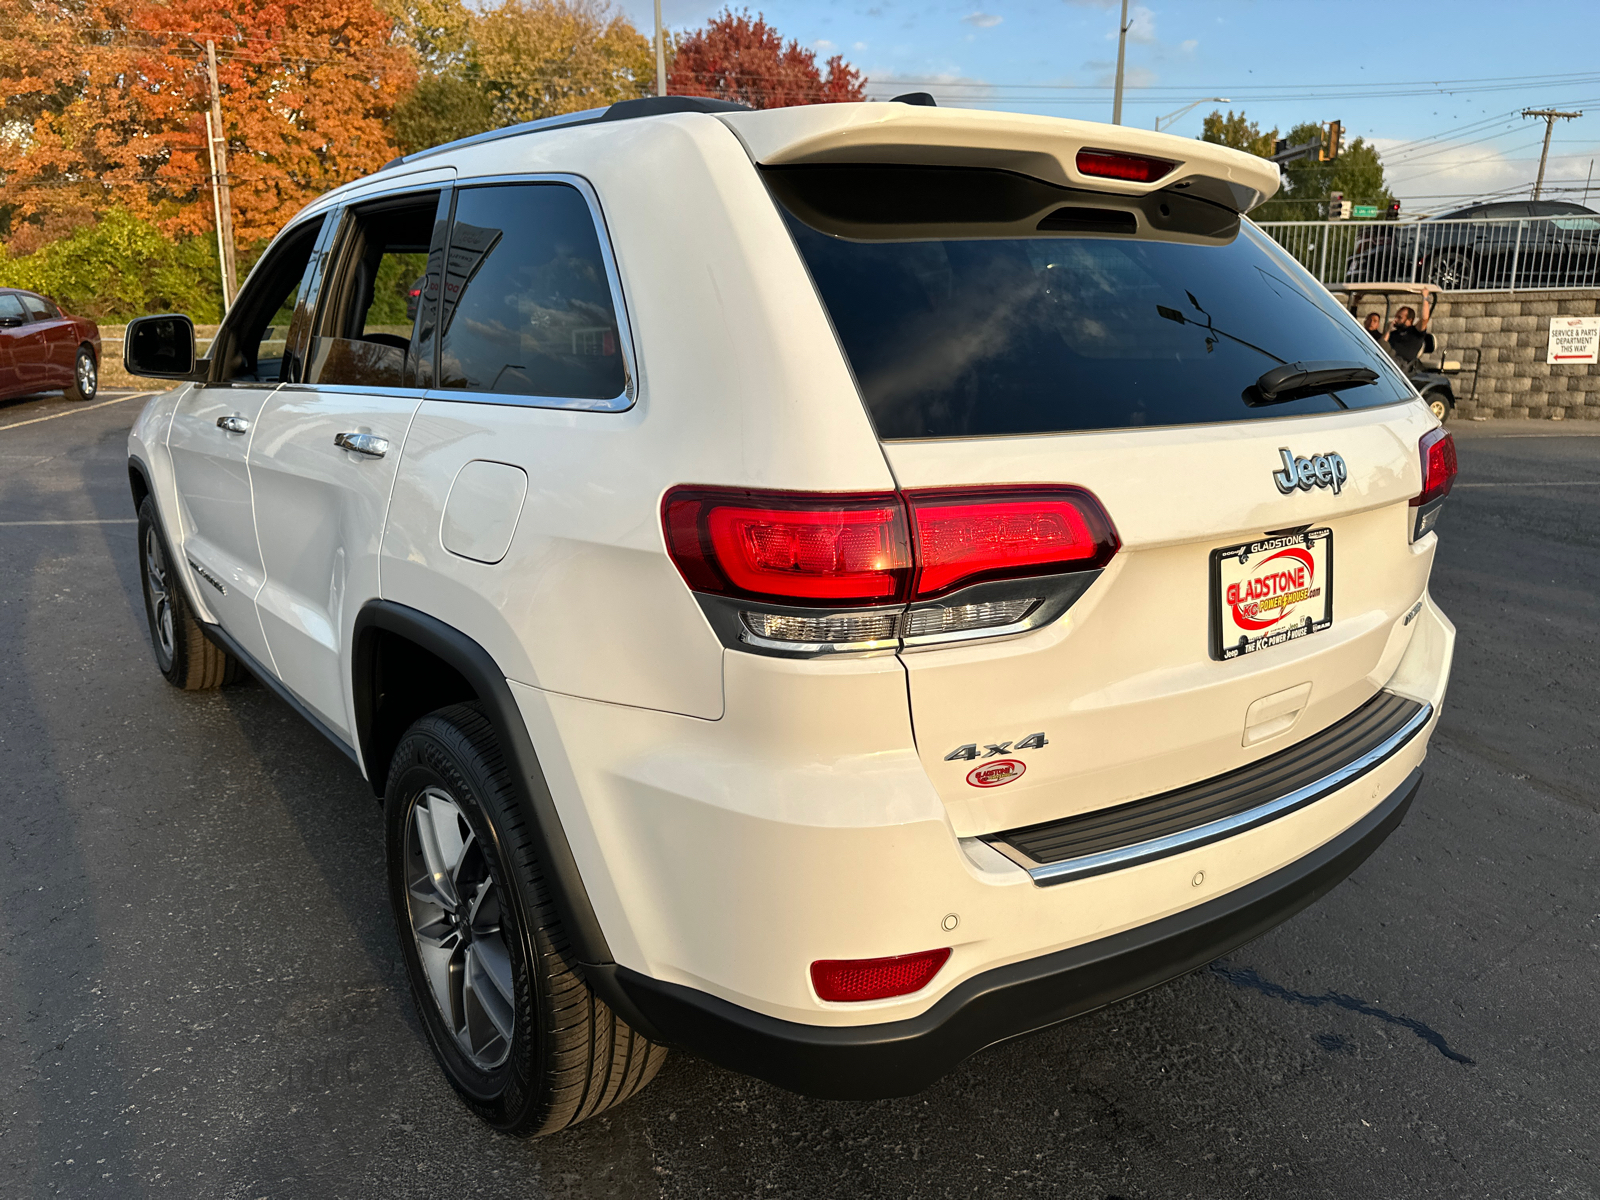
(772, 166), (1413, 439)
(216, 217), (326, 384)
(0, 294), (25, 325)
(438, 183), (627, 403)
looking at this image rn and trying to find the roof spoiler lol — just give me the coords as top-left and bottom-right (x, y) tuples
(716, 104), (1282, 215)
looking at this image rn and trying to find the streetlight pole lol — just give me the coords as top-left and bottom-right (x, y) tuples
(1154, 98), (1230, 133)
(655, 0), (666, 97)
(1522, 108), (1581, 201)
(1111, 0), (1130, 125)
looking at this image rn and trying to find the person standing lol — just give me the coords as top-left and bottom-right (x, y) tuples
(1385, 288), (1437, 371)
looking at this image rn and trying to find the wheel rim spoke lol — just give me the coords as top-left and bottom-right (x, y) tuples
(404, 786), (514, 1070)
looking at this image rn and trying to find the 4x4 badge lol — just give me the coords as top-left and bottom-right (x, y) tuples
(1273, 448), (1347, 496)
(945, 732), (1047, 761)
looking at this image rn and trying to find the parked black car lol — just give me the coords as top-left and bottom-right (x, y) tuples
(1345, 200), (1600, 289)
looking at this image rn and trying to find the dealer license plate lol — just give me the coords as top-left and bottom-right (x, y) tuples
(1210, 528), (1333, 661)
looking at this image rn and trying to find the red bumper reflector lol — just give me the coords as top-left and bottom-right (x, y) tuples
(811, 947), (952, 1002)
(1412, 428), (1457, 507)
(1075, 148), (1176, 184)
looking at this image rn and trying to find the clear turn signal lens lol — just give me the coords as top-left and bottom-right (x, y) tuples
(902, 598), (1037, 638)
(742, 609), (900, 645)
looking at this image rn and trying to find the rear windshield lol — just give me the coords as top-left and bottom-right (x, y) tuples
(771, 166), (1413, 439)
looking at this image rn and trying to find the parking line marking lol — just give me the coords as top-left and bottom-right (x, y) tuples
(0, 392), (153, 432)
(0, 518), (139, 526)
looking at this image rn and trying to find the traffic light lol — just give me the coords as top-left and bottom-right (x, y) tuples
(1319, 120), (1342, 162)
(1386, 199), (1401, 221)
(1328, 191), (1352, 220)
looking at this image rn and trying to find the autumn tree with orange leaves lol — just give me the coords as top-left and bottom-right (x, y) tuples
(667, 9), (864, 109)
(0, 0), (413, 249)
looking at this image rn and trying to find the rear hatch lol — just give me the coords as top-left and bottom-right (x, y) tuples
(746, 118), (1439, 837)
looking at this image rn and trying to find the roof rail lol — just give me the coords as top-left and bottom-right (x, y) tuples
(379, 96), (753, 172)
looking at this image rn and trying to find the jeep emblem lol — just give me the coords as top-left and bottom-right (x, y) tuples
(1273, 448), (1347, 496)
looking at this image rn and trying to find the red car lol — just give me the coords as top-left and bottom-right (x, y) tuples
(0, 288), (101, 402)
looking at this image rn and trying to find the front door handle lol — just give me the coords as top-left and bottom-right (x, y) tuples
(216, 414), (250, 434)
(334, 431), (389, 458)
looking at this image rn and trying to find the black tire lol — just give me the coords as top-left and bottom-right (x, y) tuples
(64, 345), (98, 402)
(385, 703), (667, 1136)
(136, 496), (241, 689)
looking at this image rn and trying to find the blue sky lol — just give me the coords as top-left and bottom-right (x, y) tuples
(619, 0), (1600, 214)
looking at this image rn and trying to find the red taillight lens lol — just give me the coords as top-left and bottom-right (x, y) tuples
(1412, 428), (1457, 507)
(1075, 148), (1176, 184)
(811, 948), (951, 1002)
(662, 487), (912, 605)
(907, 487), (1120, 598)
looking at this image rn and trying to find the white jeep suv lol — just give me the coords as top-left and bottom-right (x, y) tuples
(124, 96), (1457, 1134)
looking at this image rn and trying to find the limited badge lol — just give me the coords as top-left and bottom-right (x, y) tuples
(967, 759), (1026, 788)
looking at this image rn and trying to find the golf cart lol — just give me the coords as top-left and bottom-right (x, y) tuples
(1329, 283), (1477, 423)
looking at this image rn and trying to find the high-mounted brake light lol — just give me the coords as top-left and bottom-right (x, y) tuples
(1410, 428), (1457, 541)
(1075, 148), (1176, 184)
(907, 487), (1120, 599)
(662, 484), (1120, 648)
(811, 948), (951, 1003)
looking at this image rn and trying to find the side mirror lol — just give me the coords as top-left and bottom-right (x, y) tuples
(0, 315), (24, 329)
(125, 314), (205, 380)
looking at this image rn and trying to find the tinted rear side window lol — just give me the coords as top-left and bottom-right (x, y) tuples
(439, 183), (626, 402)
(773, 166), (1412, 439)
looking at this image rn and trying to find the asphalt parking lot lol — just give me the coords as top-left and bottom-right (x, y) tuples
(2, 391), (1596, 1199)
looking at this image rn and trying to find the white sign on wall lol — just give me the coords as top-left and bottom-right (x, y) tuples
(1547, 316), (1600, 365)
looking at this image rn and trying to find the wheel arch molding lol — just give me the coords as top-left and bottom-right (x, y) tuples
(350, 600), (624, 980)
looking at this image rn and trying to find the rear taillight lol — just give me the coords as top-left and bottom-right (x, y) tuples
(907, 487), (1119, 598)
(1075, 148), (1176, 184)
(1410, 428), (1457, 540)
(811, 948), (950, 1002)
(662, 489), (911, 606)
(662, 485), (1118, 650)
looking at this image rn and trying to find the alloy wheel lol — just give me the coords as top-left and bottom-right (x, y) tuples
(405, 787), (517, 1071)
(1428, 397), (1449, 422)
(143, 525), (175, 662)
(77, 351), (97, 397)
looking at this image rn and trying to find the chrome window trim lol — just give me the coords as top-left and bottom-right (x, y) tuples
(988, 694), (1435, 887)
(428, 172), (638, 414)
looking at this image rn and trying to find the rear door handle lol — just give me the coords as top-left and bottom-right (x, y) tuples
(216, 414), (250, 434)
(334, 432), (389, 458)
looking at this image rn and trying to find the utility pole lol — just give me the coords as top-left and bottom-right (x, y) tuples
(204, 40), (238, 307)
(1522, 108), (1581, 201)
(203, 111), (230, 312)
(1111, 0), (1130, 125)
(654, 0), (666, 97)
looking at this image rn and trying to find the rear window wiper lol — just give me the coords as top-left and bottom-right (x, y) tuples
(1250, 360), (1380, 406)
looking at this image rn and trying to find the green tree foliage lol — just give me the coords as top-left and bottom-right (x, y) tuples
(0, 210), (225, 322)
(392, 75), (498, 155)
(1203, 112), (1395, 221)
(1201, 109), (1277, 159)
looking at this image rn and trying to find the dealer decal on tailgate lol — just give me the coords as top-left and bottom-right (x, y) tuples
(1211, 528), (1333, 661)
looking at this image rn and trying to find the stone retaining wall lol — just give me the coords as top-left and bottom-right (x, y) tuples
(1415, 290), (1600, 420)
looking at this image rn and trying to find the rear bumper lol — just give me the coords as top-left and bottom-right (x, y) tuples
(613, 766), (1421, 1100)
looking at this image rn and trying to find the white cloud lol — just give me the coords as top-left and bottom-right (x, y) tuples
(1180, 38), (1197, 53)
(853, 41), (868, 51)
(1127, 4), (1156, 43)
(962, 11), (1003, 27)
(814, 38), (837, 52)
(1373, 136), (1600, 211)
